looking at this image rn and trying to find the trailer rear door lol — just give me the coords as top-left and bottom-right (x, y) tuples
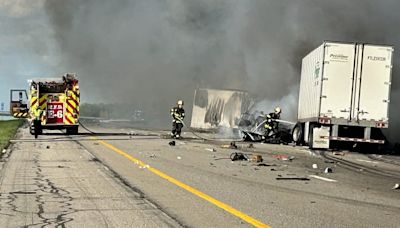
(320, 43), (356, 119)
(355, 45), (393, 123)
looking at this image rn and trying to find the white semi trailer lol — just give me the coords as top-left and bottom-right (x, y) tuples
(292, 41), (394, 149)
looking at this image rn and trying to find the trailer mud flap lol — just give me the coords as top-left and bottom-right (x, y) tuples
(312, 126), (330, 149)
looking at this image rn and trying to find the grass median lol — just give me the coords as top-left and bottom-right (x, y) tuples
(0, 120), (23, 152)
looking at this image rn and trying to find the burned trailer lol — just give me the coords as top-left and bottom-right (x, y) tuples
(190, 88), (253, 130)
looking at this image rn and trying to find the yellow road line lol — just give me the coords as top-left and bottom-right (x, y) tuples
(96, 139), (271, 228)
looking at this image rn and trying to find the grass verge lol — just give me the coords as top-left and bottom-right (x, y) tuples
(0, 120), (23, 152)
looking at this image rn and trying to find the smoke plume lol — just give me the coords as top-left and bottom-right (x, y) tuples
(44, 0), (400, 141)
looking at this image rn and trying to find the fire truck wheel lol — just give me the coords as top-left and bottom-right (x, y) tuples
(66, 127), (78, 135)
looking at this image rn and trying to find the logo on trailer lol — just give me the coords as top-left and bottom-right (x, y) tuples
(367, 56), (386, 61)
(329, 54), (349, 61)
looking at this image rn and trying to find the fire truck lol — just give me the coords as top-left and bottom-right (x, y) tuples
(10, 74), (80, 138)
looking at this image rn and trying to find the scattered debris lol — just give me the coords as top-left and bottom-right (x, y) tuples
(333, 151), (345, 156)
(356, 159), (378, 164)
(272, 154), (288, 160)
(149, 154), (156, 158)
(276, 177), (310, 181)
(205, 148), (217, 152)
(9, 191), (36, 195)
(324, 167), (333, 173)
(248, 143), (254, 149)
(392, 183), (400, 190)
(2, 149), (6, 153)
(230, 141), (238, 149)
(46, 146), (50, 149)
(270, 168), (277, 171)
(272, 154), (295, 161)
(250, 154), (263, 163)
(310, 201), (316, 204)
(257, 163), (271, 167)
(309, 175), (337, 182)
(324, 160), (335, 164)
(312, 164), (318, 169)
(221, 142), (239, 149)
(230, 152), (248, 161)
(283, 156), (295, 161)
(169, 141), (176, 146)
(177, 156), (182, 160)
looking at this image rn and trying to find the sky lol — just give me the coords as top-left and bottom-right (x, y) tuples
(0, 0), (64, 110)
(0, 0), (399, 141)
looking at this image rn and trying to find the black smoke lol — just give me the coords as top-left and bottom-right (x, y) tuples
(44, 0), (400, 142)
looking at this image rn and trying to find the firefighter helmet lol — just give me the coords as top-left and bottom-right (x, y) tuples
(274, 107), (281, 114)
(177, 100), (184, 106)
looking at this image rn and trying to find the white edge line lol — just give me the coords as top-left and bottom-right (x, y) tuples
(309, 175), (338, 182)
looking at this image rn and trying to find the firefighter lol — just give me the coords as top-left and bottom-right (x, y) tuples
(170, 100), (185, 139)
(264, 107), (281, 138)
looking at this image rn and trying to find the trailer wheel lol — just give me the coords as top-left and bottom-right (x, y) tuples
(292, 123), (303, 145)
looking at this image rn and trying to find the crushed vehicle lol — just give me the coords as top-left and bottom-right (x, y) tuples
(239, 112), (295, 144)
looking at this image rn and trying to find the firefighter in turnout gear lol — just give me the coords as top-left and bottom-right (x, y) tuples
(171, 100), (185, 139)
(264, 107), (281, 138)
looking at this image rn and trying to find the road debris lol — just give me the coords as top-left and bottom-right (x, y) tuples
(392, 183), (400, 190)
(324, 167), (333, 173)
(309, 175), (337, 182)
(177, 156), (182, 160)
(2, 149), (6, 153)
(256, 163), (273, 167)
(221, 142), (238, 149)
(205, 148), (217, 152)
(250, 154), (263, 163)
(248, 143), (254, 149)
(169, 141), (176, 146)
(271, 154), (295, 161)
(149, 154), (156, 158)
(272, 154), (287, 159)
(312, 164), (318, 169)
(276, 177), (310, 181)
(333, 151), (346, 156)
(356, 159), (378, 164)
(230, 152), (248, 161)
(46, 146), (50, 149)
